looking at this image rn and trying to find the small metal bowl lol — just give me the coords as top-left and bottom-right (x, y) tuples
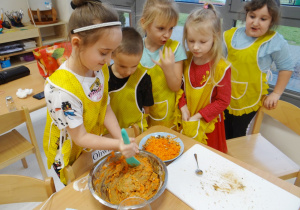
(88, 150), (168, 209)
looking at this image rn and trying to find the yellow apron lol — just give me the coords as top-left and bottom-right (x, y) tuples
(138, 39), (180, 128)
(181, 53), (230, 144)
(43, 66), (109, 185)
(224, 27), (275, 116)
(109, 66), (148, 133)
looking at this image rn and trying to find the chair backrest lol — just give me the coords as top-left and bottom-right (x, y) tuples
(252, 99), (300, 135)
(63, 125), (140, 185)
(0, 106), (48, 179)
(0, 174), (56, 204)
(0, 108), (27, 134)
(228, 99), (300, 187)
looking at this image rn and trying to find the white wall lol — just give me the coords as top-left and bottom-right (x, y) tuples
(52, 0), (72, 22)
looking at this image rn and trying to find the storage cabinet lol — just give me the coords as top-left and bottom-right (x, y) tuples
(0, 21), (67, 70)
(38, 21), (67, 46)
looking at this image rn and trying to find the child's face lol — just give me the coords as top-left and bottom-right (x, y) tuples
(245, 5), (272, 38)
(186, 25), (214, 63)
(112, 52), (142, 78)
(80, 27), (122, 72)
(145, 17), (176, 49)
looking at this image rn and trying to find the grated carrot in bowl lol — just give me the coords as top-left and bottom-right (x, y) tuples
(93, 154), (161, 205)
(142, 135), (181, 161)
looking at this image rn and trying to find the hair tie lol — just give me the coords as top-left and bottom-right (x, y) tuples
(70, 1), (77, 10)
(203, 3), (209, 9)
(70, 0), (102, 10)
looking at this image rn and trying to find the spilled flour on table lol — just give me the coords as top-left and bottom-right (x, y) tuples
(212, 172), (246, 193)
(73, 174), (89, 192)
(200, 171), (246, 194)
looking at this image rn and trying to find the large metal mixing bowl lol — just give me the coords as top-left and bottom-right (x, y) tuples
(88, 150), (168, 209)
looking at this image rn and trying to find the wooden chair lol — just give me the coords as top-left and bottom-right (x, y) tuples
(63, 125), (140, 185)
(0, 106), (47, 179)
(0, 174), (56, 204)
(227, 99), (300, 186)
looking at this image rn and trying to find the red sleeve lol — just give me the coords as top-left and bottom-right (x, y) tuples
(179, 92), (187, 109)
(199, 67), (231, 122)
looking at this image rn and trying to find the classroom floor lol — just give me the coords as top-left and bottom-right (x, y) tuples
(0, 107), (65, 210)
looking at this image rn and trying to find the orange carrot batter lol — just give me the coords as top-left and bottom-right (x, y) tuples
(143, 136), (181, 161)
(93, 154), (161, 205)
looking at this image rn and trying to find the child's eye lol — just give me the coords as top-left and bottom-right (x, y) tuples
(201, 41), (207, 44)
(188, 40), (195, 43)
(101, 52), (107, 56)
(250, 15), (255, 19)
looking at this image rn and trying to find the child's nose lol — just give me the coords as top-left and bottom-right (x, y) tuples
(104, 54), (112, 64)
(253, 18), (259, 26)
(194, 43), (200, 50)
(163, 30), (171, 38)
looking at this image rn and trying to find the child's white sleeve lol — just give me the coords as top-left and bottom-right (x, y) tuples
(44, 83), (83, 130)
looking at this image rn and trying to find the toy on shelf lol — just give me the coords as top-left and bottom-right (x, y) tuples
(1, 8), (11, 29)
(28, 8), (57, 25)
(0, 9), (3, 33)
(0, 20), (2, 34)
(5, 10), (24, 27)
(27, 0), (58, 25)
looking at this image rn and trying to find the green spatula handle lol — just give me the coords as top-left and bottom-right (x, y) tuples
(121, 128), (140, 167)
(121, 128), (130, 144)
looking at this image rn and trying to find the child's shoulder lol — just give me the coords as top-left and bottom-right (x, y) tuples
(268, 31), (286, 42)
(261, 31), (289, 55)
(224, 27), (239, 35)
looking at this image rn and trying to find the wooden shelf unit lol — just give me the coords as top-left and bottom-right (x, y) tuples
(37, 21), (68, 46)
(0, 21), (67, 71)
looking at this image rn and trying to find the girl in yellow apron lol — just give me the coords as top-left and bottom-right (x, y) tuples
(178, 4), (231, 153)
(138, 0), (187, 128)
(43, 1), (139, 185)
(223, 0), (294, 139)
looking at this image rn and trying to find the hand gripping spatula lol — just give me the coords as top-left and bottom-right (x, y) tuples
(121, 128), (140, 167)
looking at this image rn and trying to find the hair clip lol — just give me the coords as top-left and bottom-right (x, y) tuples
(71, 21), (121, 34)
(70, 2), (77, 10)
(203, 4), (209, 9)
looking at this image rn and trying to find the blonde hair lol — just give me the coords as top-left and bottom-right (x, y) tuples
(140, 0), (179, 34)
(68, 0), (119, 47)
(182, 3), (223, 85)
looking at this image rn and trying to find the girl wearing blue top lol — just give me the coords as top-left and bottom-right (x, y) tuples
(138, 0), (187, 128)
(223, 0), (294, 139)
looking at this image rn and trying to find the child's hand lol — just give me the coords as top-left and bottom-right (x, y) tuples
(189, 113), (202, 121)
(264, 92), (281, 110)
(119, 138), (139, 159)
(180, 105), (190, 121)
(152, 47), (175, 73)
